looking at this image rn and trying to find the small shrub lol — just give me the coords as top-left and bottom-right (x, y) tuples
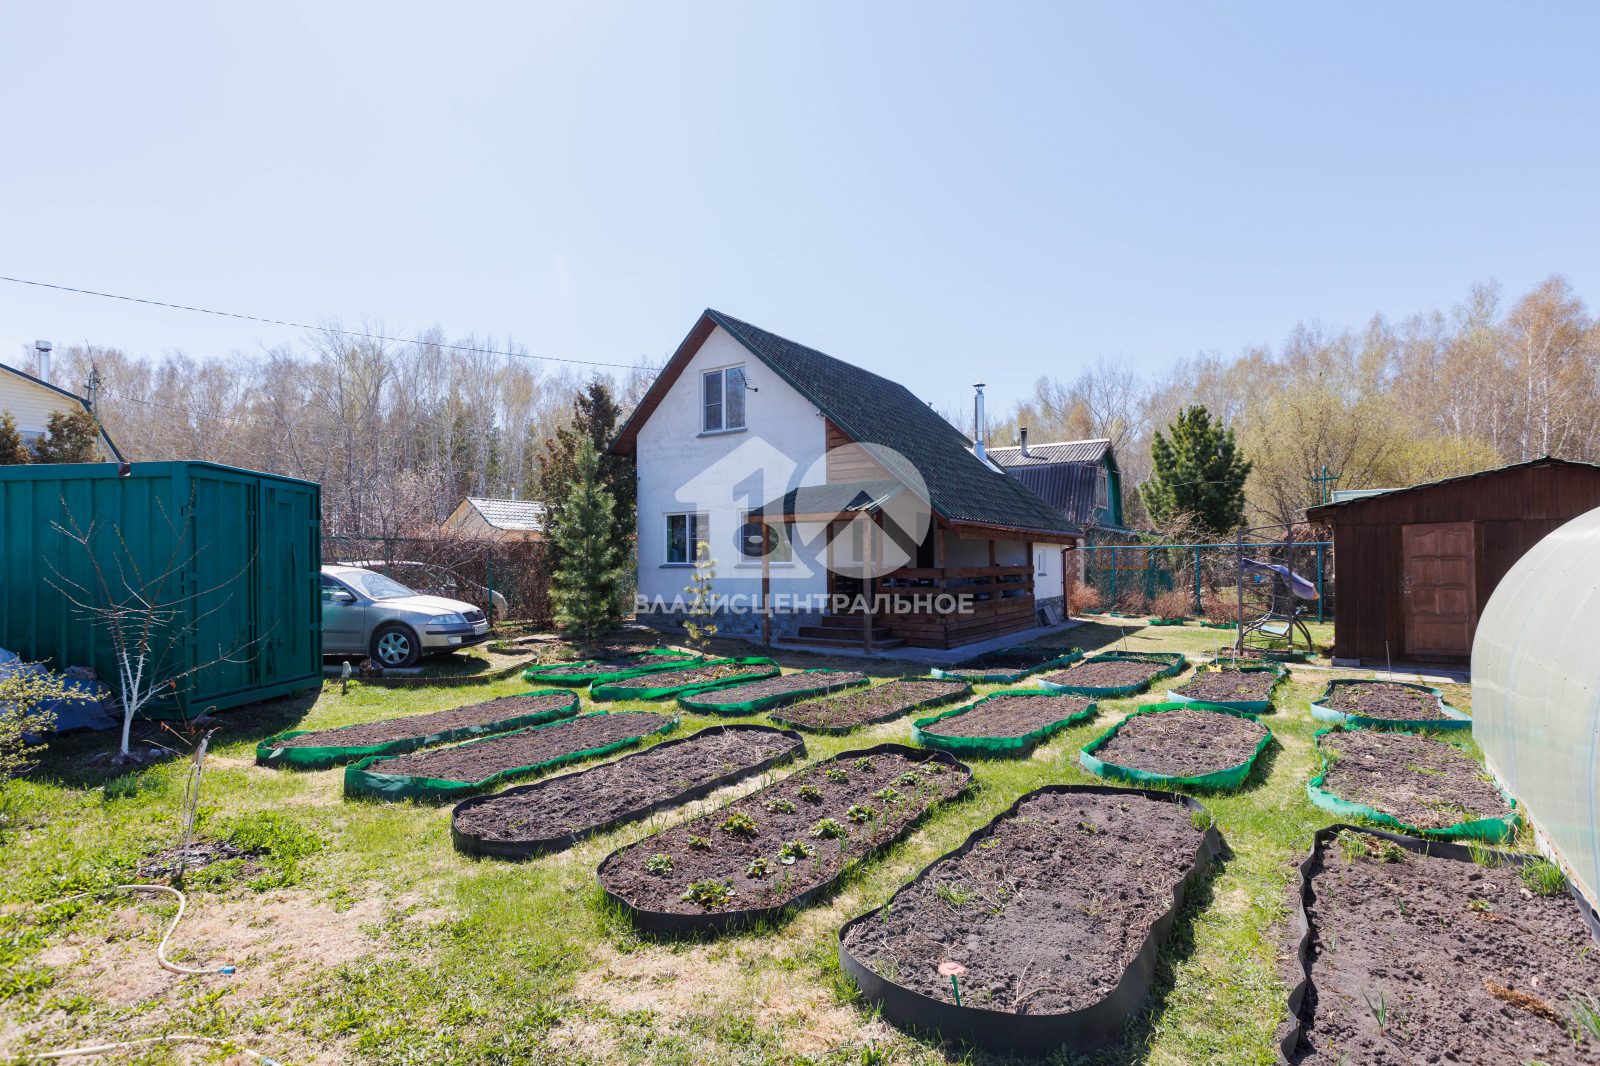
(1150, 588), (1192, 621)
(745, 857), (776, 878)
(681, 879), (736, 908)
(845, 804), (876, 824)
(1116, 590), (1150, 615)
(1202, 597), (1242, 624)
(1067, 582), (1102, 616)
(762, 798), (796, 814)
(719, 811), (758, 836)
(687, 835), (712, 850)
(644, 854), (673, 875)
(825, 768), (848, 784)
(1521, 859), (1567, 897)
(797, 784), (824, 802)
(778, 840), (814, 865)
(810, 818), (848, 840)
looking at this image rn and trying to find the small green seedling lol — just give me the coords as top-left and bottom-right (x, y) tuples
(687, 835), (712, 850)
(763, 798), (796, 814)
(896, 771), (921, 786)
(1361, 985), (1388, 1031)
(797, 784), (825, 802)
(644, 854), (673, 875)
(845, 804), (877, 824)
(854, 758), (875, 772)
(778, 840), (814, 865)
(871, 787), (903, 804)
(745, 856), (776, 878)
(921, 762), (945, 775)
(719, 811), (758, 836)
(810, 818), (848, 840)
(1077, 821), (1103, 835)
(1562, 993), (1600, 1044)
(1190, 809), (1213, 831)
(1469, 899), (1493, 914)
(681, 879), (736, 908)
(1521, 859), (1567, 897)
(826, 768), (849, 784)
(1467, 838), (1501, 867)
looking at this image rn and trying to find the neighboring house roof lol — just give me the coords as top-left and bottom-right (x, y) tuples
(1304, 457), (1600, 522)
(987, 438), (1113, 468)
(0, 362), (123, 461)
(611, 310), (1080, 539)
(448, 497), (546, 532)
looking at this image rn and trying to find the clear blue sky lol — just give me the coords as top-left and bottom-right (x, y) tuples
(2, 2), (1596, 413)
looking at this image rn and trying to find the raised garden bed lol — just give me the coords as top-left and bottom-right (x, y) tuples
(766, 679), (972, 735)
(1034, 652), (1186, 698)
(1147, 618), (1188, 626)
(450, 724), (806, 859)
(522, 649), (699, 687)
(589, 657), (779, 702)
(1282, 825), (1600, 1064)
(1310, 678), (1469, 731)
(344, 710), (676, 802)
(1080, 703), (1271, 790)
(929, 646), (1082, 684)
(1167, 662), (1285, 713)
(595, 743), (971, 934)
(839, 785), (1222, 1058)
(676, 670), (870, 716)
(255, 690), (579, 770)
(1307, 726), (1520, 841)
(912, 692), (1096, 758)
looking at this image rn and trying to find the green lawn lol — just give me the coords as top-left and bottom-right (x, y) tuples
(0, 624), (1486, 1065)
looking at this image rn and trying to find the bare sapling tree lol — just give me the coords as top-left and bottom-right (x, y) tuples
(48, 494), (263, 764)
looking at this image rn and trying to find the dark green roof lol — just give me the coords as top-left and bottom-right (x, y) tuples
(747, 480), (907, 520)
(706, 311), (1078, 536)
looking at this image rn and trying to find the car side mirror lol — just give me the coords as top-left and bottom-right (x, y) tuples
(330, 589), (355, 604)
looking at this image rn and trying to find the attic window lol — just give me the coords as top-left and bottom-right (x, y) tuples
(1094, 468), (1108, 510)
(703, 367), (746, 432)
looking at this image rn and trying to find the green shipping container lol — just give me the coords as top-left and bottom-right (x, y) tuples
(0, 461), (322, 718)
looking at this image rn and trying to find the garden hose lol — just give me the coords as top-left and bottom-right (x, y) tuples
(35, 884), (233, 976)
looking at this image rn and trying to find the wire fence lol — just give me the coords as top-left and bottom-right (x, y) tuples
(321, 533), (560, 629)
(1077, 539), (1333, 623)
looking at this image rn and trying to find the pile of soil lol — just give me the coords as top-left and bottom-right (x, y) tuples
(1092, 708), (1268, 778)
(773, 680), (969, 731)
(1317, 730), (1513, 830)
(367, 711), (671, 783)
(604, 663), (771, 691)
(598, 750), (970, 915)
(1324, 682), (1442, 720)
(138, 839), (262, 879)
(691, 671), (867, 703)
(454, 728), (804, 844)
(1039, 658), (1165, 689)
(270, 693), (574, 749)
(530, 653), (693, 677)
(841, 792), (1205, 1014)
(1296, 832), (1600, 1064)
(921, 696), (1092, 738)
(1172, 669), (1277, 704)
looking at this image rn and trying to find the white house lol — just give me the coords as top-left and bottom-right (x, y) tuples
(609, 310), (1084, 651)
(0, 362), (120, 460)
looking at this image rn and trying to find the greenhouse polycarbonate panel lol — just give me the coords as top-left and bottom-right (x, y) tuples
(1472, 503), (1600, 909)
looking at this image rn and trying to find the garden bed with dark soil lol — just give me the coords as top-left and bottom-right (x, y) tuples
(913, 693), (1096, 758)
(451, 725), (806, 858)
(256, 690), (579, 770)
(525, 652), (695, 678)
(1088, 707), (1269, 780)
(1323, 681), (1440, 720)
(1036, 654), (1180, 697)
(1310, 728), (1518, 837)
(932, 647), (1081, 682)
(344, 711), (675, 801)
(839, 786), (1221, 1058)
(596, 744), (971, 934)
(590, 658), (779, 701)
(1170, 666), (1280, 708)
(767, 679), (972, 734)
(678, 670), (869, 715)
(1285, 826), (1600, 1065)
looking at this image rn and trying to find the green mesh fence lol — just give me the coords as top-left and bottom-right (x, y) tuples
(256, 689), (580, 771)
(589, 657), (779, 702)
(1308, 678), (1470, 732)
(1079, 701), (1271, 791)
(911, 690), (1099, 758)
(676, 670), (871, 716)
(1032, 652), (1187, 698)
(1305, 726), (1521, 842)
(522, 650), (702, 688)
(928, 648), (1083, 684)
(1165, 662), (1286, 714)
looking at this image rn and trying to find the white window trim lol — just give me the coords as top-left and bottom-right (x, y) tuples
(737, 508), (793, 565)
(663, 511), (710, 567)
(700, 363), (748, 434)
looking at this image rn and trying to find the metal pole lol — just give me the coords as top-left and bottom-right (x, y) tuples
(486, 551), (494, 629)
(1316, 543), (1325, 623)
(762, 520), (772, 647)
(1111, 548), (1118, 610)
(1234, 528), (1244, 657)
(1194, 547), (1202, 616)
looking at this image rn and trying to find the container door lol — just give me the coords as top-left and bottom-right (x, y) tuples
(1402, 521), (1476, 656)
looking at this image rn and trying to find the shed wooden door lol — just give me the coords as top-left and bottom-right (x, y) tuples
(1402, 522), (1476, 655)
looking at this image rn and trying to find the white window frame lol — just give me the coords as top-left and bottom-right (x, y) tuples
(1035, 550), (1048, 576)
(738, 509), (793, 565)
(701, 365), (747, 433)
(665, 512), (710, 566)
(1094, 467), (1109, 511)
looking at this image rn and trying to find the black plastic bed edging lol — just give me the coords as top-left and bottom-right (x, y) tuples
(594, 743), (972, 937)
(449, 724), (806, 860)
(838, 783), (1222, 1060)
(765, 679), (974, 736)
(1278, 823), (1600, 1063)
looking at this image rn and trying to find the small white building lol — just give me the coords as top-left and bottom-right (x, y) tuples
(609, 310), (1083, 651)
(443, 497), (545, 540)
(0, 362), (120, 460)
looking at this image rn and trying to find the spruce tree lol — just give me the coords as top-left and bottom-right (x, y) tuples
(1140, 405), (1251, 535)
(548, 437), (625, 644)
(536, 379), (636, 576)
(31, 409), (101, 463)
(0, 412), (30, 465)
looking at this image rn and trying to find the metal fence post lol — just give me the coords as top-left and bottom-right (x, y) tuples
(1110, 548), (1118, 608)
(1194, 547), (1202, 615)
(1316, 543), (1324, 623)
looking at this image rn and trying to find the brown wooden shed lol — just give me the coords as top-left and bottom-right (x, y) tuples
(1305, 458), (1600, 665)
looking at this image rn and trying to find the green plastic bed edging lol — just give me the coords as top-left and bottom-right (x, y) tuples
(1165, 661), (1287, 714)
(765, 680), (975, 735)
(675, 669), (871, 716)
(1032, 652), (1188, 699)
(588, 657), (779, 702)
(1305, 726), (1521, 842)
(255, 689), (580, 771)
(911, 690), (1099, 758)
(1079, 701), (1271, 791)
(342, 711), (680, 802)
(928, 647), (1083, 684)
(1308, 677), (1470, 732)
(1147, 618), (1189, 626)
(522, 650), (702, 687)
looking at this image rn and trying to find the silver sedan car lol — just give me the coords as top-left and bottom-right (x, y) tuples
(320, 565), (490, 668)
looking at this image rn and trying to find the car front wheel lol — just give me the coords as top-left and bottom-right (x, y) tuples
(370, 623), (421, 669)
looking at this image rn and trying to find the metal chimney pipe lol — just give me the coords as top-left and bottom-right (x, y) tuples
(972, 382), (987, 463)
(34, 340), (52, 384)
(1020, 427), (1030, 458)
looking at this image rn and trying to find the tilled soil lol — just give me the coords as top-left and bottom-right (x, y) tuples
(1172, 668), (1277, 704)
(953, 649), (1071, 672)
(1324, 682), (1444, 720)
(1039, 658), (1166, 690)
(772, 680), (969, 731)
(687, 671), (868, 704)
(604, 663), (772, 691)
(270, 693), (574, 749)
(1296, 832), (1600, 1064)
(365, 711), (671, 783)
(842, 792), (1205, 1015)
(1317, 730), (1513, 830)
(527, 653), (694, 677)
(454, 727), (804, 843)
(1092, 708), (1268, 778)
(921, 696), (1092, 739)
(598, 750), (970, 915)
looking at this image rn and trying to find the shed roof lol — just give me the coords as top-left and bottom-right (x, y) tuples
(986, 438), (1112, 468)
(748, 480), (906, 521)
(1004, 464), (1107, 526)
(459, 497), (545, 531)
(1305, 457), (1600, 522)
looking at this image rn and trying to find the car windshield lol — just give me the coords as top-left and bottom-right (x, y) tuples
(341, 571), (417, 600)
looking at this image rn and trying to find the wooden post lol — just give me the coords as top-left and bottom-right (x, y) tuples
(761, 518), (772, 647)
(862, 514), (874, 656)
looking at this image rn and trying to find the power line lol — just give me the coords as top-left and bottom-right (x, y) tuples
(0, 274), (640, 369)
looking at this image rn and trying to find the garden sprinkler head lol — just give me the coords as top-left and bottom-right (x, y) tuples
(939, 960), (967, 1005)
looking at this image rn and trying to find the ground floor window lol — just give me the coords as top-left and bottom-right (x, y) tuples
(666, 512), (710, 564)
(739, 510), (793, 563)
